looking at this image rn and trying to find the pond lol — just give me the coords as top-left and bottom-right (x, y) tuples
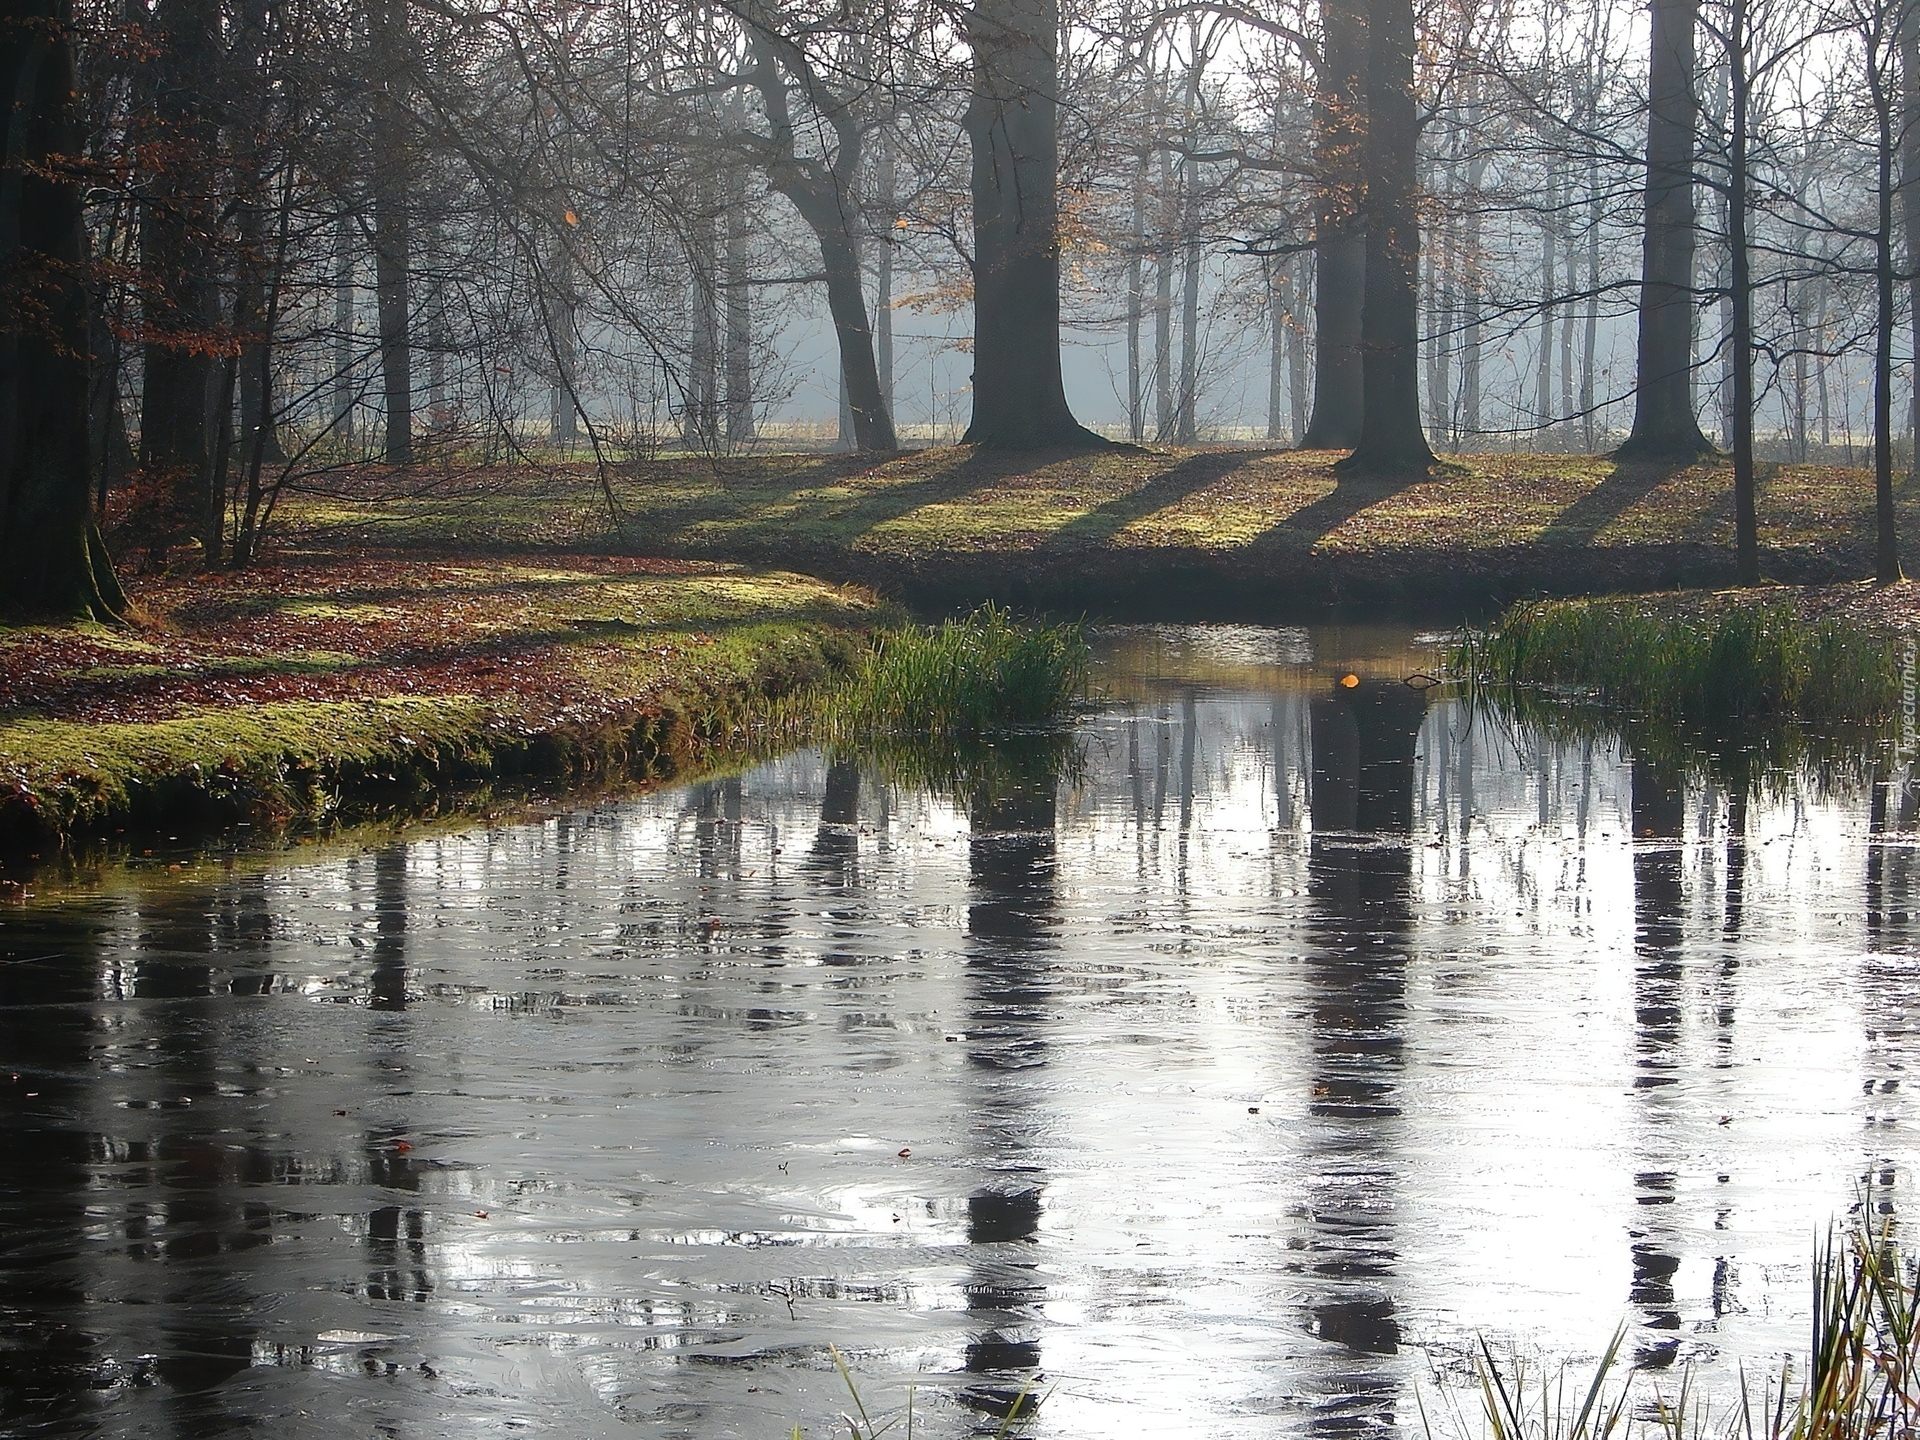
(3, 623), (1917, 1439)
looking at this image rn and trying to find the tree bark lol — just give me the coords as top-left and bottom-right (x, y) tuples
(1901, 7), (1920, 477)
(1302, 0), (1365, 449)
(742, 32), (895, 451)
(137, 0), (220, 560)
(1619, 0), (1712, 459)
(1268, 256), (1287, 442)
(1124, 160), (1143, 443)
(1, 0), (125, 619)
(961, 0), (1102, 447)
(370, 0), (412, 462)
(1872, 18), (1903, 583)
(819, 229), (895, 452)
(724, 194), (754, 444)
(1727, 0), (1758, 583)
(1339, 0), (1433, 473)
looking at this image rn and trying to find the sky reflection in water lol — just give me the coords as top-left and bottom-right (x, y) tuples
(2, 623), (1917, 1439)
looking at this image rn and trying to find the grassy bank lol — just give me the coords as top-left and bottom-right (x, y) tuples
(264, 448), (1920, 613)
(0, 555), (890, 854)
(1462, 584), (1911, 727)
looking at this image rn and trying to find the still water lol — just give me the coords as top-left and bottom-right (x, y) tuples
(3, 624), (1917, 1439)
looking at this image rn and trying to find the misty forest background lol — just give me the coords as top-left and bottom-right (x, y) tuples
(6, 0), (1920, 596)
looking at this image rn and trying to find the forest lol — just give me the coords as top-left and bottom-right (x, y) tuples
(4, 0), (1920, 625)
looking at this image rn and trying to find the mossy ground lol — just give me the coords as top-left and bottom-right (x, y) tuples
(0, 555), (891, 851)
(266, 448), (1918, 609)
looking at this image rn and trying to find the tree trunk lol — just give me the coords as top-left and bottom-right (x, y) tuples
(1, 0), (125, 619)
(872, 137), (894, 428)
(370, 0), (412, 463)
(725, 195), (754, 445)
(1268, 257), (1287, 442)
(137, 0), (220, 561)
(1175, 30), (1202, 444)
(549, 241), (579, 446)
(1289, 251), (1310, 443)
(1176, 223), (1201, 442)
(961, 0), (1101, 448)
(1538, 170), (1555, 442)
(333, 216), (356, 449)
(819, 229), (897, 451)
(1339, 0), (1433, 473)
(1619, 0), (1712, 459)
(1155, 149), (1173, 438)
(1462, 104), (1485, 443)
(1872, 22), (1904, 583)
(1302, 0), (1366, 448)
(685, 198), (718, 450)
(1728, 0), (1758, 583)
(1127, 153), (1145, 442)
(1901, 9), (1920, 477)
(1582, 155), (1601, 450)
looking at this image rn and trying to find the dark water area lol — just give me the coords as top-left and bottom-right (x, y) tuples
(4, 624), (1918, 1438)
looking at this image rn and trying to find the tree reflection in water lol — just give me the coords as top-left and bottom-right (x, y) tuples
(961, 753), (1061, 1421)
(1299, 675), (1425, 1435)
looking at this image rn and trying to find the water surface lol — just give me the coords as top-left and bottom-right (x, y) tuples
(3, 624), (1916, 1438)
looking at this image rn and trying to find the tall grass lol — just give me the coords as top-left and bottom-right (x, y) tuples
(1459, 597), (1901, 728)
(1431, 1222), (1920, 1440)
(828, 604), (1090, 742)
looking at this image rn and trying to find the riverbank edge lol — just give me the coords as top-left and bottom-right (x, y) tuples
(1462, 579), (1920, 727)
(636, 536), (1886, 620)
(0, 618), (876, 859)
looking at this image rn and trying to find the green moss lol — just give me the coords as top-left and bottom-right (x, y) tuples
(0, 566), (892, 851)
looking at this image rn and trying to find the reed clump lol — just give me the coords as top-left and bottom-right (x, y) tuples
(829, 604), (1089, 742)
(1460, 595), (1901, 728)
(1431, 1222), (1920, 1440)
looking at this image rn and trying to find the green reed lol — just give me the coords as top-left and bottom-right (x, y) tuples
(1429, 1221), (1920, 1440)
(828, 604), (1090, 742)
(1458, 596), (1901, 728)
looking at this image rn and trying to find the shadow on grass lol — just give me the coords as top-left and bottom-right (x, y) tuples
(1245, 464), (1420, 553)
(1042, 451), (1259, 550)
(1534, 460), (1706, 549)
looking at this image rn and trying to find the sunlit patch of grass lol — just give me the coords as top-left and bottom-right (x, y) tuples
(260, 448), (1918, 577)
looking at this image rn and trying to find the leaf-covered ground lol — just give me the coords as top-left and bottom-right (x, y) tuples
(268, 447), (1902, 556)
(0, 555), (887, 848)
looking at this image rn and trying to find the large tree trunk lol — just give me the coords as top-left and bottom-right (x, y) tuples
(961, 0), (1102, 447)
(1127, 152), (1144, 442)
(137, 0), (221, 561)
(1339, 0), (1433, 473)
(1619, 0), (1712, 459)
(1727, 0), (1758, 583)
(1302, 0), (1366, 449)
(1, 0), (125, 620)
